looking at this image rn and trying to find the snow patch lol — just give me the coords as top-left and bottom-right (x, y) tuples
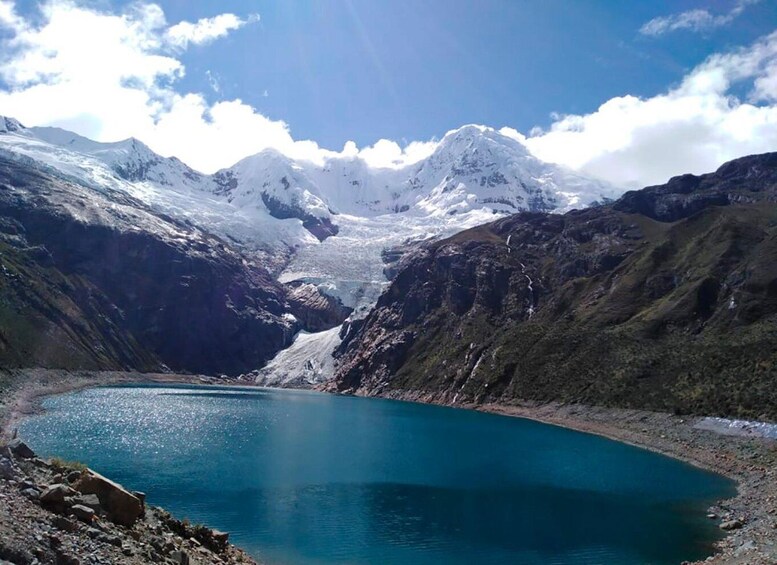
(695, 417), (777, 439)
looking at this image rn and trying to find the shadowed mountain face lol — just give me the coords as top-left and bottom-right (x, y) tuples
(0, 156), (302, 374)
(333, 153), (777, 419)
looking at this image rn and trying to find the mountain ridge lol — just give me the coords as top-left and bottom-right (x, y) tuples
(331, 151), (777, 419)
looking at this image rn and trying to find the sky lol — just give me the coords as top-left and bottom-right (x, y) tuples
(0, 0), (776, 188)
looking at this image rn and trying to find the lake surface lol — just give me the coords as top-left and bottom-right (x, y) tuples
(19, 385), (734, 565)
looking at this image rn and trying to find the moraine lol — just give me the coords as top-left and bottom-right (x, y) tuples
(18, 384), (734, 565)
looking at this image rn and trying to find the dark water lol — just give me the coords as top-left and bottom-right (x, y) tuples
(19, 385), (734, 565)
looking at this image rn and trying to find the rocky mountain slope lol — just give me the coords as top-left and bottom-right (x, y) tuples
(333, 153), (777, 419)
(0, 154), (301, 374)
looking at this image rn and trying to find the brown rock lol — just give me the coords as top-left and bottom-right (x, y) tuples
(72, 470), (143, 526)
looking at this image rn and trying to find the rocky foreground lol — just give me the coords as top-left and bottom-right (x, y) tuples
(0, 441), (257, 564)
(0, 369), (259, 565)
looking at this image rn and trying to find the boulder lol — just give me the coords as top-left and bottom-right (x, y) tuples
(70, 504), (95, 522)
(20, 487), (40, 500)
(0, 456), (18, 480)
(40, 483), (77, 506)
(132, 490), (146, 511)
(720, 519), (744, 531)
(7, 439), (34, 459)
(72, 470), (143, 526)
(71, 493), (101, 512)
(211, 530), (229, 549)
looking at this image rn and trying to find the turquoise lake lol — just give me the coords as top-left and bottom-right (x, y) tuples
(18, 385), (735, 565)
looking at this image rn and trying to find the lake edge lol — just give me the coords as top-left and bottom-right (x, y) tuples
(3, 368), (773, 564)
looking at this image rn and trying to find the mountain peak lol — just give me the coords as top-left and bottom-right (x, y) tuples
(436, 124), (530, 157)
(0, 116), (25, 133)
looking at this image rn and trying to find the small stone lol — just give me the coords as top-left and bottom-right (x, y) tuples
(19, 477), (35, 489)
(707, 513), (718, 519)
(211, 529), (229, 546)
(66, 471), (82, 484)
(54, 549), (80, 565)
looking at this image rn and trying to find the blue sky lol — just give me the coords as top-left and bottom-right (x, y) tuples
(108, 0), (777, 148)
(1, 0), (777, 186)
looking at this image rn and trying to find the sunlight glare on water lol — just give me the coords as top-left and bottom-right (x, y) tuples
(19, 385), (735, 565)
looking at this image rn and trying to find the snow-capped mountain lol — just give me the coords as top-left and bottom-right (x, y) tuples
(0, 115), (620, 385)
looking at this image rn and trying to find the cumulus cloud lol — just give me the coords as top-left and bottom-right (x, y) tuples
(640, 0), (760, 36)
(0, 1), (431, 172)
(524, 30), (777, 187)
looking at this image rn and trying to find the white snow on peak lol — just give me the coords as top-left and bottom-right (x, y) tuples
(0, 118), (624, 384)
(0, 116), (25, 133)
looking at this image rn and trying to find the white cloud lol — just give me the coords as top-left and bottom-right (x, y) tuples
(205, 70), (220, 94)
(1, 1), (775, 187)
(357, 138), (438, 169)
(0, 1), (431, 172)
(165, 13), (258, 50)
(640, 0), (760, 36)
(524, 30), (777, 188)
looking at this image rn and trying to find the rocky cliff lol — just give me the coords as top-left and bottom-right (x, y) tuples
(333, 153), (777, 419)
(0, 156), (301, 374)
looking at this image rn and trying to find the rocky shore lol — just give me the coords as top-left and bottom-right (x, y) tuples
(375, 390), (777, 565)
(0, 369), (260, 565)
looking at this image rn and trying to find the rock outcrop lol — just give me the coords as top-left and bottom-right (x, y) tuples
(0, 439), (256, 564)
(286, 282), (353, 332)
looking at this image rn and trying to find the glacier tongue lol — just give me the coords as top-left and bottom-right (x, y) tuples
(251, 327), (343, 387)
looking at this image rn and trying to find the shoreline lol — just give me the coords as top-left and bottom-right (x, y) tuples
(0, 369), (254, 442)
(4, 370), (776, 565)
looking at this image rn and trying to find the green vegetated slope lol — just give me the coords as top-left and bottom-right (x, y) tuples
(0, 234), (155, 370)
(335, 153), (777, 419)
